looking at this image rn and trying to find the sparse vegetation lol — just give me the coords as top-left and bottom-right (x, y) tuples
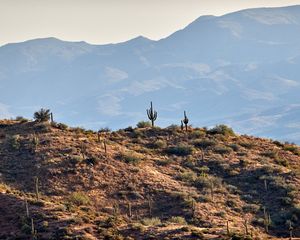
(0, 119), (299, 239)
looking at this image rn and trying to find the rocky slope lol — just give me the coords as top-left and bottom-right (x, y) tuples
(0, 120), (300, 239)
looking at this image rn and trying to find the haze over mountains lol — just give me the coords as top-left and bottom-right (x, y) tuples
(1, 5), (300, 143)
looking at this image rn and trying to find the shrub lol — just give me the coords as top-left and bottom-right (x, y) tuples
(228, 143), (239, 151)
(279, 197), (293, 206)
(34, 122), (52, 133)
(120, 151), (141, 164)
(214, 145), (232, 155)
(85, 157), (99, 165)
(15, 116), (29, 123)
(283, 144), (300, 155)
(165, 144), (194, 156)
(151, 139), (167, 149)
(168, 216), (187, 225)
(178, 170), (197, 183)
(226, 199), (238, 208)
(72, 127), (86, 134)
(242, 204), (260, 213)
(190, 130), (205, 138)
(68, 192), (90, 206)
(136, 121), (151, 128)
(156, 158), (173, 166)
(70, 155), (83, 165)
(34, 108), (51, 122)
(275, 158), (289, 167)
(207, 124), (235, 136)
(98, 127), (111, 133)
(261, 150), (278, 159)
(193, 139), (216, 149)
(55, 123), (69, 130)
(191, 229), (204, 239)
(9, 135), (21, 150)
(273, 140), (284, 147)
(239, 141), (254, 149)
(141, 217), (161, 226)
(194, 175), (222, 190)
(166, 124), (179, 131)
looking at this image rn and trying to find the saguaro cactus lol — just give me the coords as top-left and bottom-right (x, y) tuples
(243, 219), (249, 236)
(146, 102), (157, 127)
(226, 220), (230, 236)
(181, 120), (184, 131)
(289, 220), (293, 240)
(25, 199), (29, 218)
(34, 177), (39, 201)
(128, 202), (132, 218)
(50, 112), (54, 123)
(31, 218), (35, 235)
(183, 111), (189, 131)
(147, 195), (152, 217)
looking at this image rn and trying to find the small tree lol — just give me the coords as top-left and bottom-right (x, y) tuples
(34, 108), (51, 122)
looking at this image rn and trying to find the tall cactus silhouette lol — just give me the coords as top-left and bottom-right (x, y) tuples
(183, 111), (189, 131)
(146, 101), (157, 127)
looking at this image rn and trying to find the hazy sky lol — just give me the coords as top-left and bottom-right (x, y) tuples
(1, 0), (300, 46)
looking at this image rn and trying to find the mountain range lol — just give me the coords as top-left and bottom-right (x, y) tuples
(1, 5), (300, 143)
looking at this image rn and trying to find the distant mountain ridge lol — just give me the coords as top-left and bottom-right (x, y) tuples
(1, 5), (300, 143)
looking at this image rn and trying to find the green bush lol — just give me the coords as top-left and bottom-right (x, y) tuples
(191, 229), (204, 239)
(228, 143), (239, 151)
(72, 127), (86, 134)
(166, 124), (180, 132)
(207, 124), (235, 136)
(261, 150), (278, 159)
(34, 122), (52, 133)
(9, 135), (21, 150)
(178, 170), (197, 183)
(98, 127), (111, 133)
(239, 141), (254, 149)
(275, 158), (289, 167)
(190, 130), (206, 138)
(193, 139), (216, 149)
(168, 216), (187, 225)
(151, 139), (167, 149)
(56, 123), (69, 130)
(136, 121), (151, 128)
(141, 217), (161, 226)
(283, 144), (300, 155)
(194, 175), (222, 190)
(242, 204), (260, 213)
(68, 192), (90, 206)
(120, 151), (141, 164)
(156, 158), (173, 166)
(165, 144), (194, 156)
(214, 145), (232, 155)
(15, 116), (29, 123)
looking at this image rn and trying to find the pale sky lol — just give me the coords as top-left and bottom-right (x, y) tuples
(1, 0), (300, 46)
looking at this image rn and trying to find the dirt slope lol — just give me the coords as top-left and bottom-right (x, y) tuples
(0, 120), (300, 239)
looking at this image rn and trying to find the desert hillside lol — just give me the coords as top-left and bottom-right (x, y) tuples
(2, 6), (300, 143)
(0, 119), (299, 239)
